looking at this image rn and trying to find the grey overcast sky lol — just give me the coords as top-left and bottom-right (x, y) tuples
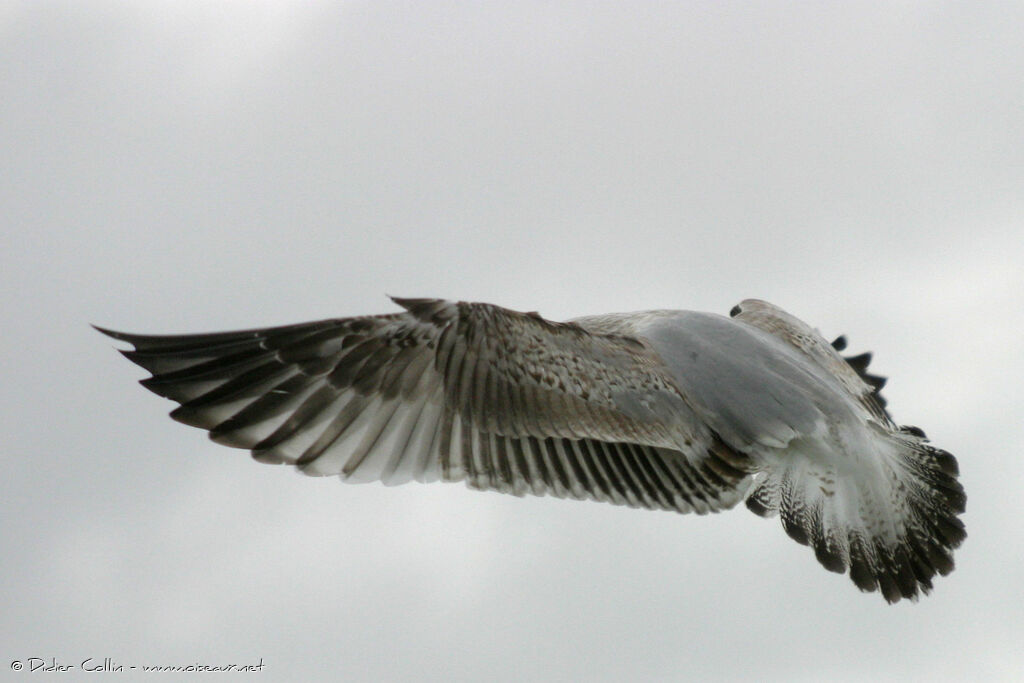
(3, 2), (1023, 681)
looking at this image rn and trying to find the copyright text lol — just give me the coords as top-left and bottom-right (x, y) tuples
(10, 657), (264, 673)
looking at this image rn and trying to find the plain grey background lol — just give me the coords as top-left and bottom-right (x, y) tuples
(3, 2), (1022, 681)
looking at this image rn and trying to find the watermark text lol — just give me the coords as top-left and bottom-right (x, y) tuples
(10, 657), (264, 673)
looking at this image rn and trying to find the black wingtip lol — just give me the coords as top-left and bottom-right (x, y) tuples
(92, 324), (129, 340)
(93, 324), (146, 350)
(901, 425), (927, 439)
(844, 351), (873, 373)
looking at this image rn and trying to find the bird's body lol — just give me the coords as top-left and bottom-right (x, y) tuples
(97, 297), (965, 603)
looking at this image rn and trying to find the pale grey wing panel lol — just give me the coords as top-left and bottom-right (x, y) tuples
(639, 312), (831, 451)
(97, 299), (747, 514)
(729, 299), (893, 425)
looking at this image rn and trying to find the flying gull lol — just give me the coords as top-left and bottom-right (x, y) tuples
(96, 297), (965, 603)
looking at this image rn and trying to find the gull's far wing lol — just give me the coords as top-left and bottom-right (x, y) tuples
(730, 299), (893, 423)
(97, 298), (751, 515)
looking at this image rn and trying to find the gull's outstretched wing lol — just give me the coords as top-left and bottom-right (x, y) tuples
(697, 299), (965, 603)
(96, 298), (751, 515)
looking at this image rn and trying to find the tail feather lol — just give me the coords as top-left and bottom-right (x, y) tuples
(746, 432), (965, 603)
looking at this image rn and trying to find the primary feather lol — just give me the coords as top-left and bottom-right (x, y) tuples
(96, 296), (965, 603)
